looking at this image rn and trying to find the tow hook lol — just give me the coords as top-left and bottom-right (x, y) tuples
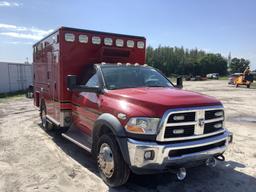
(228, 132), (233, 144)
(215, 154), (225, 161)
(176, 167), (187, 180)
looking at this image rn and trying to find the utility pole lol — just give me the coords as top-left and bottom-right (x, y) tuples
(227, 52), (231, 74)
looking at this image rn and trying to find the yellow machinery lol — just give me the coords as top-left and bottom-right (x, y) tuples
(234, 74), (253, 88)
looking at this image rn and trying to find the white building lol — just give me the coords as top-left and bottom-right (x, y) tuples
(0, 62), (32, 93)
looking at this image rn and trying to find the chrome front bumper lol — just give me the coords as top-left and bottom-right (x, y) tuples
(127, 131), (232, 169)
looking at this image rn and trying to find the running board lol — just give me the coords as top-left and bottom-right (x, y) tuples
(61, 128), (92, 153)
(46, 115), (60, 126)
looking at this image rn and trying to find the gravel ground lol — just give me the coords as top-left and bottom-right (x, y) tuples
(0, 80), (255, 192)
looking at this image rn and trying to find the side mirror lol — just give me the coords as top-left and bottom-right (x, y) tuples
(67, 75), (102, 93)
(176, 76), (183, 89)
(67, 75), (77, 90)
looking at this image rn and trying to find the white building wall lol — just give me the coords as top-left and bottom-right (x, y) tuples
(0, 62), (32, 93)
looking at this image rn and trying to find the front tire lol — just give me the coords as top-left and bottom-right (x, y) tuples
(96, 134), (130, 187)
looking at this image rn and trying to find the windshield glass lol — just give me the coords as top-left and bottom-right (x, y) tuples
(101, 66), (173, 90)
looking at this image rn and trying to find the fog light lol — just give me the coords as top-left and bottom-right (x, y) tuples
(144, 150), (154, 160)
(206, 158), (217, 167)
(176, 167), (186, 180)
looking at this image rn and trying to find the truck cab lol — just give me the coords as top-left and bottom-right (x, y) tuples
(33, 27), (233, 187)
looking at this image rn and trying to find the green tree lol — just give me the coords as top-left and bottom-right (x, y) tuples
(200, 54), (227, 76)
(146, 46), (230, 76)
(230, 58), (250, 73)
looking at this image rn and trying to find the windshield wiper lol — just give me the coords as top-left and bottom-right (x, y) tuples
(145, 85), (168, 87)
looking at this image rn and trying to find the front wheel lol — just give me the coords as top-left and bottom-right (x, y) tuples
(96, 134), (130, 187)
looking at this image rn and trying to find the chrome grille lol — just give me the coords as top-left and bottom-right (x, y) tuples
(156, 106), (225, 142)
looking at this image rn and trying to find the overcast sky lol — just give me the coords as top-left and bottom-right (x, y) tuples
(0, 0), (255, 69)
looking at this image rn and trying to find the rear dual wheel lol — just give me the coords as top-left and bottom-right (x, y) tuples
(40, 102), (69, 133)
(96, 134), (130, 187)
(40, 103), (53, 131)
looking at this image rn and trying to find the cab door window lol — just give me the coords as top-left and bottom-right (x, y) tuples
(85, 73), (99, 87)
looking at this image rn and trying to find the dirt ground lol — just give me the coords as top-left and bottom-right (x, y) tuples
(0, 80), (255, 192)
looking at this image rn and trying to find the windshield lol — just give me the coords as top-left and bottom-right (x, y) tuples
(101, 66), (173, 90)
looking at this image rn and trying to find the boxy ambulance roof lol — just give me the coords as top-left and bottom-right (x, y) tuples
(33, 26), (145, 46)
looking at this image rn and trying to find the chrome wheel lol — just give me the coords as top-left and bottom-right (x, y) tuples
(97, 143), (114, 178)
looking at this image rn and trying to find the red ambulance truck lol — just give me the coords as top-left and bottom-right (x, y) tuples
(33, 27), (233, 187)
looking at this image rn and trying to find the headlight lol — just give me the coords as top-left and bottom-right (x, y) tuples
(125, 117), (160, 135)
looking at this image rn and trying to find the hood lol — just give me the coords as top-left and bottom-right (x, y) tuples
(104, 87), (222, 117)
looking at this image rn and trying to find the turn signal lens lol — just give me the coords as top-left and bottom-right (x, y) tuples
(125, 125), (145, 133)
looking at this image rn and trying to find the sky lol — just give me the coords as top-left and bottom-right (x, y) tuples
(0, 0), (255, 69)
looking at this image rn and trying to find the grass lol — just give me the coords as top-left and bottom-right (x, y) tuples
(218, 76), (228, 80)
(0, 90), (26, 99)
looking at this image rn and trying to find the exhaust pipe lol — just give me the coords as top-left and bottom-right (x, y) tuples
(176, 167), (187, 180)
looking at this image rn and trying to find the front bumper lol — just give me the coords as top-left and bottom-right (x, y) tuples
(127, 131), (232, 171)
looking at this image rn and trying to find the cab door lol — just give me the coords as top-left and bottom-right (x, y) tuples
(72, 70), (102, 136)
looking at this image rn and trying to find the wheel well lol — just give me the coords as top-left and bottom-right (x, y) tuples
(96, 125), (113, 140)
(92, 125), (114, 155)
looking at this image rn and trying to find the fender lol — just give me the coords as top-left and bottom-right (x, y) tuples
(93, 113), (126, 137)
(92, 113), (131, 165)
